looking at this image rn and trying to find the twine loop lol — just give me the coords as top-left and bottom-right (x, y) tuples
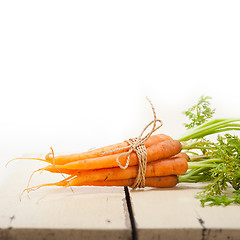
(102, 97), (163, 189)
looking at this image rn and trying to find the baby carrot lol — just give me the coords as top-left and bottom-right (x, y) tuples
(51, 152), (188, 188)
(43, 139), (182, 173)
(45, 134), (172, 165)
(24, 176), (178, 192)
(76, 175), (178, 188)
(24, 153), (187, 193)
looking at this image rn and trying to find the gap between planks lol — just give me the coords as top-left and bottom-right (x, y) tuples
(124, 186), (138, 240)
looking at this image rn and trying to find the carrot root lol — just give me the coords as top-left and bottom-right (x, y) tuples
(5, 157), (50, 167)
(21, 175), (76, 197)
(45, 134), (173, 165)
(78, 175), (178, 188)
(42, 139), (182, 173)
(54, 153), (188, 187)
(26, 168), (45, 190)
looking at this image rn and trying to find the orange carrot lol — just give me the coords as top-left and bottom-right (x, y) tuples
(24, 154), (187, 192)
(50, 153), (188, 187)
(45, 134), (172, 165)
(23, 153), (187, 193)
(43, 139), (182, 173)
(24, 176), (178, 192)
(77, 175), (178, 188)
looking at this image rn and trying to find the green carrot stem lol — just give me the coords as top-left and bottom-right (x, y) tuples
(188, 163), (215, 169)
(179, 173), (207, 183)
(178, 118), (240, 141)
(184, 167), (207, 178)
(189, 155), (209, 161)
(188, 159), (223, 169)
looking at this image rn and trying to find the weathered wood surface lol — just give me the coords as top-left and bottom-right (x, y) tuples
(1, 160), (240, 240)
(130, 183), (240, 240)
(0, 160), (131, 240)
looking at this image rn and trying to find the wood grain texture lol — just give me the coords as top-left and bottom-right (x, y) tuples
(0, 160), (131, 240)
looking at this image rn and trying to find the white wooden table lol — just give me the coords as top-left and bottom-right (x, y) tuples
(1, 160), (240, 240)
(131, 184), (240, 240)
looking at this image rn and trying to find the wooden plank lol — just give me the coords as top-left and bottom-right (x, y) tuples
(130, 183), (240, 240)
(0, 160), (131, 240)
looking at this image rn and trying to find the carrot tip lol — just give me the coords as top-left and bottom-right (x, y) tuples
(26, 169), (42, 190)
(5, 157), (50, 167)
(36, 185), (68, 204)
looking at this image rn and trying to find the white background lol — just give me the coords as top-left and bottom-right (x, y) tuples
(0, 1), (240, 180)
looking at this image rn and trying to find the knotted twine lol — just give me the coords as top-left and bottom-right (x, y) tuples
(102, 97), (163, 189)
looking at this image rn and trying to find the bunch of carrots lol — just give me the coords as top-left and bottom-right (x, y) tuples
(18, 133), (189, 193)
(8, 95), (240, 206)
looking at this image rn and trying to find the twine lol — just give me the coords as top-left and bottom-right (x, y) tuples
(102, 97), (163, 189)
